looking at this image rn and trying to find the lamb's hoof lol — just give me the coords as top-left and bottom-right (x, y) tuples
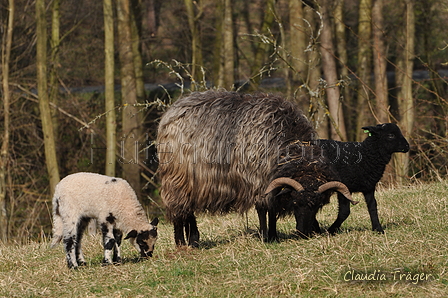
(102, 260), (113, 267)
(78, 261), (87, 267)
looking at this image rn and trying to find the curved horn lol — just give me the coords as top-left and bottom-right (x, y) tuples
(264, 177), (304, 195)
(317, 181), (359, 205)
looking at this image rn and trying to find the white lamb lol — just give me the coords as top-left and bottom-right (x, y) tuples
(50, 172), (159, 269)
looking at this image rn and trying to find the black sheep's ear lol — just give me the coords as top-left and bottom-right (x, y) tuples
(124, 230), (138, 239)
(150, 217), (159, 227)
(361, 124), (384, 136)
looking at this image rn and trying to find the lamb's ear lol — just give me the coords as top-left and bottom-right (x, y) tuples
(150, 217), (159, 227)
(124, 230), (138, 239)
(361, 124), (384, 136)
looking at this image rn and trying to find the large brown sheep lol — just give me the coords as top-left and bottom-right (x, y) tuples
(157, 90), (356, 246)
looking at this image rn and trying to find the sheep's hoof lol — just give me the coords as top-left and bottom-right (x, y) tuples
(77, 261), (87, 267)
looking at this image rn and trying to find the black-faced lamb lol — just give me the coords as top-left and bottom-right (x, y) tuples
(50, 172), (159, 269)
(156, 90), (356, 246)
(316, 123), (410, 234)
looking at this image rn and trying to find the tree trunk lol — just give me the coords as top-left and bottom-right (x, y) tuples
(213, 0), (224, 87)
(334, 0), (351, 137)
(394, 0), (415, 184)
(49, 0), (60, 139)
(305, 5), (328, 139)
(0, 0), (15, 242)
(36, 0), (60, 196)
(222, 0), (235, 89)
(355, 0), (373, 140)
(289, 0), (308, 106)
(184, 0), (203, 89)
(131, 0), (145, 102)
(117, 0), (141, 196)
(319, 0), (347, 141)
(372, 0), (389, 123)
(104, 0), (116, 177)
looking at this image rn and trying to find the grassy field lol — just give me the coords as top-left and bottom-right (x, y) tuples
(1, 181), (447, 297)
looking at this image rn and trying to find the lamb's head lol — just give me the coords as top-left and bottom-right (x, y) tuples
(125, 218), (159, 258)
(362, 123), (410, 154)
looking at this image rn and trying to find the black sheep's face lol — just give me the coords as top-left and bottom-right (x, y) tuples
(125, 218), (159, 258)
(276, 188), (329, 237)
(362, 123), (410, 154)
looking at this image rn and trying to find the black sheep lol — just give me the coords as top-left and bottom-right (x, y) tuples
(317, 123), (410, 234)
(259, 143), (358, 241)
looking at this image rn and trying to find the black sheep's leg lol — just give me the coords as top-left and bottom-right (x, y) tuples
(185, 213), (199, 248)
(173, 217), (186, 246)
(328, 193), (351, 234)
(312, 216), (321, 234)
(267, 208), (279, 242)
(256, 206), (268, 240)
(364, 191), (384, 233)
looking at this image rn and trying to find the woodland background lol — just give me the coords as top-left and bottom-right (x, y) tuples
(0, 0), (447, 243)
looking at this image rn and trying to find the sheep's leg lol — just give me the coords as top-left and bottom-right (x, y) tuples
(185, 214), (199, 248)
(75, 217), (90, 266)
(363, 191), (384, 233)
(101, 223), (116, 265)
(256, 206), (268, 240)
(267, 209), (278, 242)
(173, 218), (186, 246)
(327, 193), (351, 234)
(112, 229), (123, 264)
(312, 216), (321, 234)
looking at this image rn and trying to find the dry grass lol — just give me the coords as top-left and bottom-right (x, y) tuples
(1, 181), (447, 297)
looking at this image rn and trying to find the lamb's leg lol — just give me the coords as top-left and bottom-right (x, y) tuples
(112, 229), (123, 264)
(327, 193), (351, 234)
(256, 206), (268, 240)
(185, 214), (199, 248)
(363, 191), (384, 233)
(173, 218), (186, 246)
(101, 223), (116, 265)
(75, 217), (90, 266)
(63, 227), (78, 269)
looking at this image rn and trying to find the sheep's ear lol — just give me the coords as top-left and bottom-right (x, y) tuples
(124, 230), (138, 239)
(150, 217), (159, 227)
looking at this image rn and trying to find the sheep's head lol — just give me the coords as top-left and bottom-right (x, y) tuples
(362, 123), (410, 154)
(125, 217), (159, 258)
(265, 178), (357, 237)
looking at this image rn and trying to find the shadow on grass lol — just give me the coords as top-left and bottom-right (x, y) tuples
(197, 228), (312, 249)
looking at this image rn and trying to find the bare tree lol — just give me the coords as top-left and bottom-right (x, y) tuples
(104, 0), (116, 177)
(319, 0), (347, 141)
(355, 0), (373, 140)
(49, 0), (61, 138)
(1, 0), (14, 242)
(221, 0), (235, 89)
(117, 0), (141, 195)
(184, 0), (203, 88)
(36, 0), (60, 196)
(372, 0), (389, 123)
(394, 0), (415, 183)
